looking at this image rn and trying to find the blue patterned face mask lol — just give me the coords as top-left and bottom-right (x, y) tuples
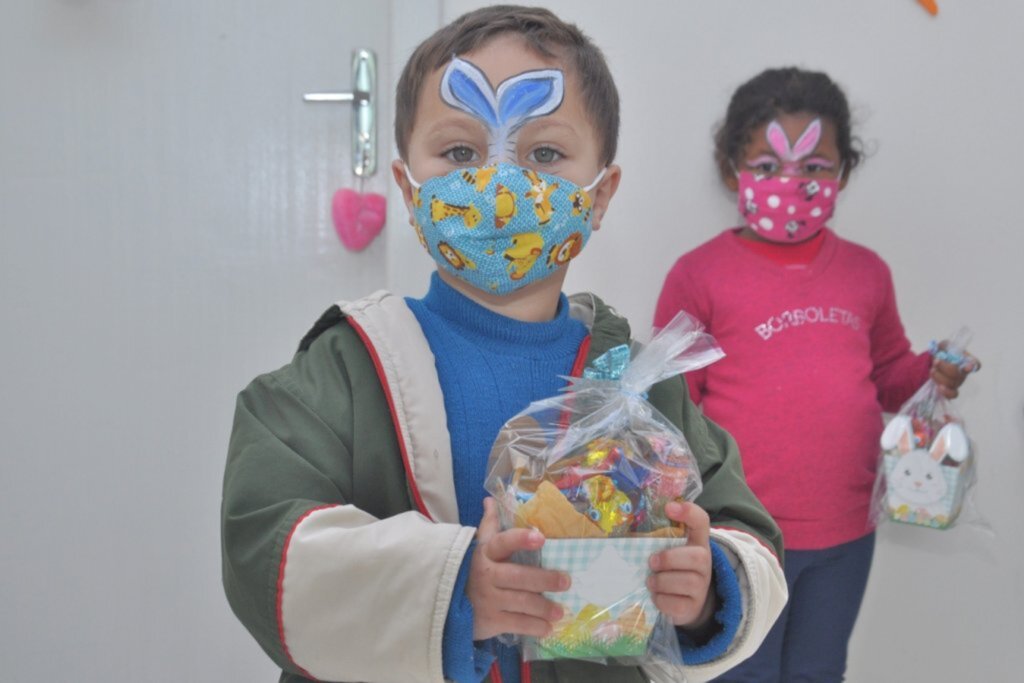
(406, 162), (605, 295)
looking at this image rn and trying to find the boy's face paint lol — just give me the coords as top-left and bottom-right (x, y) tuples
(439, 56), (565, 165)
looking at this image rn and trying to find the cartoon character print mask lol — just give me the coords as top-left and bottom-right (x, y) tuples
(405, 56), (606, 294)
(737, 118), (841, 243)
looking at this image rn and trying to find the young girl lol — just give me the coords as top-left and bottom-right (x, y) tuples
(654, 67), (979, 682)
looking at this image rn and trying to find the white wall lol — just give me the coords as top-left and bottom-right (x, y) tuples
(437, 1), (1022, 681)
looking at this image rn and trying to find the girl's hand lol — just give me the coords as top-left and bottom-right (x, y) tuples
(647, 501), (716, 629)
(930, 341), (981, 399)
(467, 498), (570, 641)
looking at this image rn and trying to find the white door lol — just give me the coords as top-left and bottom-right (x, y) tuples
(0, 1), (406, 679)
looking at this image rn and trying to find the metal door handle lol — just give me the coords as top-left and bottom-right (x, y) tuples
(304, 49), (377, 177)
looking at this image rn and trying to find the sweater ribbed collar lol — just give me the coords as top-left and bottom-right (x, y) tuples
(725, 227), (839, 281)
(415, 272), (584, 358)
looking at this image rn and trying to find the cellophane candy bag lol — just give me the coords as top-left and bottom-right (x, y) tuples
(871, 328), (978, 530)
(484, 310), (724, 666)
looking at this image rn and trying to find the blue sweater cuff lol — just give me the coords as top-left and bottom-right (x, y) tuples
(678, 539), (743, 665)
(442, 542), (495, 683)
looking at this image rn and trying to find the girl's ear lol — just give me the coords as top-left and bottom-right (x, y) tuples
(589, 164), (621, 232)
(838, 164), (850, 191)
(724, 171), (739, 192)
(721, 157), (740, 191)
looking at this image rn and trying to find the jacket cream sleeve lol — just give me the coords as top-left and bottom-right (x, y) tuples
(221, 323), (473, 683)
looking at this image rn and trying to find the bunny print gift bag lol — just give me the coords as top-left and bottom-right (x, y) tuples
(871, 363), (976, 531)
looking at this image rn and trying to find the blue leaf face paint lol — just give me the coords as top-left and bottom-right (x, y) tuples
(439, 56), (565, 164)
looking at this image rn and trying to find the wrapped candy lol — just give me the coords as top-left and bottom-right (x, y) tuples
(484, 310), (724, 665)
(871, 328), (979, 530)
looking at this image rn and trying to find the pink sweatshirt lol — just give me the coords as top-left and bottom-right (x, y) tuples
(655, 229), (930, 549)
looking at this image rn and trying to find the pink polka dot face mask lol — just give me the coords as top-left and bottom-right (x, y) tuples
(736, 171), (839, 242)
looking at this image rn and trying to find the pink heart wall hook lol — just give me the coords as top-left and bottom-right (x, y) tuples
(332, 188), (386, 251)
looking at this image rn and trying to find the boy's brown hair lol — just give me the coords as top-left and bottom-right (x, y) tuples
(395, 5), (619, 165)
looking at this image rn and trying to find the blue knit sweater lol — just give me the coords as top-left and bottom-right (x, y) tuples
(407, 273), (587, 683)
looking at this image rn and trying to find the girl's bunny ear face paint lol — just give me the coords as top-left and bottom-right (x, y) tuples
(765, 117), (828, 177)
(439, 56), (565, 164)
(738, 115), (840, 181)
(765, 120), (796, 162)
(788, 118), (823, 161)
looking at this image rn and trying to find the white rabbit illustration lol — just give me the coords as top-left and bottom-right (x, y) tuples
(880, 416), (969, 519)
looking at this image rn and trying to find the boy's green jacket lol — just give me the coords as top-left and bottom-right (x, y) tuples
(222, 290), (787, 683)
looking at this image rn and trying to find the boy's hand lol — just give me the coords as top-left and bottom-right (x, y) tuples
(930, 341), (981, 399)
(467, 498), (570, 641)
(647, 501), (716, 630)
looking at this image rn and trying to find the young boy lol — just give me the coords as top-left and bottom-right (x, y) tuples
(221, 6), (786, 683)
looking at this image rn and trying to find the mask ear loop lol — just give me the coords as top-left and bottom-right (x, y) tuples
(403, 162), (422, 190)
(582, 167), (608, 193)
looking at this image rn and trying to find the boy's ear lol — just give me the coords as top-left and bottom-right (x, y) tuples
(590, 164), (621, 232)
(391, 159), (418, 225)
